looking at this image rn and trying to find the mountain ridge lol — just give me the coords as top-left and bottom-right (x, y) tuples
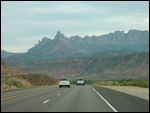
(2, 29), (149, 62)
(1, 50), (22, 58)
(1, 30), (149, 81)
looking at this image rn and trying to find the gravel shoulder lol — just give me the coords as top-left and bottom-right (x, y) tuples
(99, 86), (149, 101)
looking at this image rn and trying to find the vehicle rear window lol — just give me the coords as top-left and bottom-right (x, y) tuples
(60, 79), (68, 81)
(78, 79), (84, 81)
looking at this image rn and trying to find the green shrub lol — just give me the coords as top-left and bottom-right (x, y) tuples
(8, 80), (22, 87)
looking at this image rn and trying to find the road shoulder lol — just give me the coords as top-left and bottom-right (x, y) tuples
(97, 86), (149, 101)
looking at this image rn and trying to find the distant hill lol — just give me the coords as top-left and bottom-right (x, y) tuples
(84, 51), (149, 80)
(89, 50), (135, 58)
(1, 50), (21, 58)
(7, 51), (149, 80)
(2, 30), (149, 63)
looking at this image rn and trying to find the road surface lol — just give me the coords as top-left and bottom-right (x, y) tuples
(1, 85), (149, 112)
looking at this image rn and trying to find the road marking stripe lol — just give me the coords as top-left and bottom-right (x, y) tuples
(57, 93), (61, 96)
(1, 87), (54, 101)
(91, 86), (118, 112)
(43, 100), (49, 104)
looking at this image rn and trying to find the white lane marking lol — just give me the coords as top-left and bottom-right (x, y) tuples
(43, 100), (49, 104)
(57, 93), (61, 96)
(65, 90), (66, 92)
(91, 86), (118, 112)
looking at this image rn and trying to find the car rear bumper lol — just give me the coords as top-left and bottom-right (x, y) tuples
(59, 85), (70, 88)
(77, 83), (84, 85)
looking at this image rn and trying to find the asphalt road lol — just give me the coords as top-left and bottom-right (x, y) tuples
(1, 85), (149, 112)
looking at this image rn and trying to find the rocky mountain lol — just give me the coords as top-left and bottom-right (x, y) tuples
(1, 30), (149, 80)
(10, 51), (149, 80)
(28, 31), (88, 60)
(4, 31), (87, 63)
(69, 30), (149, 54)
(2, 30), (149, 63)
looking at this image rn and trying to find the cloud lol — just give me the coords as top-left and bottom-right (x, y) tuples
(144, 18), (149, 23)
(1, 1), (149, 52)
(87, 30), (113, 37)
(27, 2), (108, 17)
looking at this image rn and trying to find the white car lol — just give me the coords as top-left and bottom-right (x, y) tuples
(77, 78), (85, 86)
(59, 78), (70, 88)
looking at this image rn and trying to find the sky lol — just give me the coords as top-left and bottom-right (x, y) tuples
(1, 1), (149, 52)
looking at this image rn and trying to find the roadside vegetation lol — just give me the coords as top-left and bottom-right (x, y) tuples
(1, 77), (31, 91)
(1, 74), (58, 92)
(92, 79), (149, 88)
(1, 78), (54, 92)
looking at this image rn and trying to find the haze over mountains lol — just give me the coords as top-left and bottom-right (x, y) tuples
(1, 30), (149, 80)
(1, 50), (21, 58)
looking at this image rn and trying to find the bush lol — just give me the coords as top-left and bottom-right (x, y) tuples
(119, 80), (149, 88)
(8, 79), (22, 87)
(138, 81), (149, 88)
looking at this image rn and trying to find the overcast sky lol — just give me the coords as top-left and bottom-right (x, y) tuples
(1, 1), (149, 52)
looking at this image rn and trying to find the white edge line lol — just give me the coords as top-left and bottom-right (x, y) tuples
(43, 100), (49, 104)
(91, 86), (118, 112)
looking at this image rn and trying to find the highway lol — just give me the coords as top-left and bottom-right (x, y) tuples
(1, 85), (149, 112)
